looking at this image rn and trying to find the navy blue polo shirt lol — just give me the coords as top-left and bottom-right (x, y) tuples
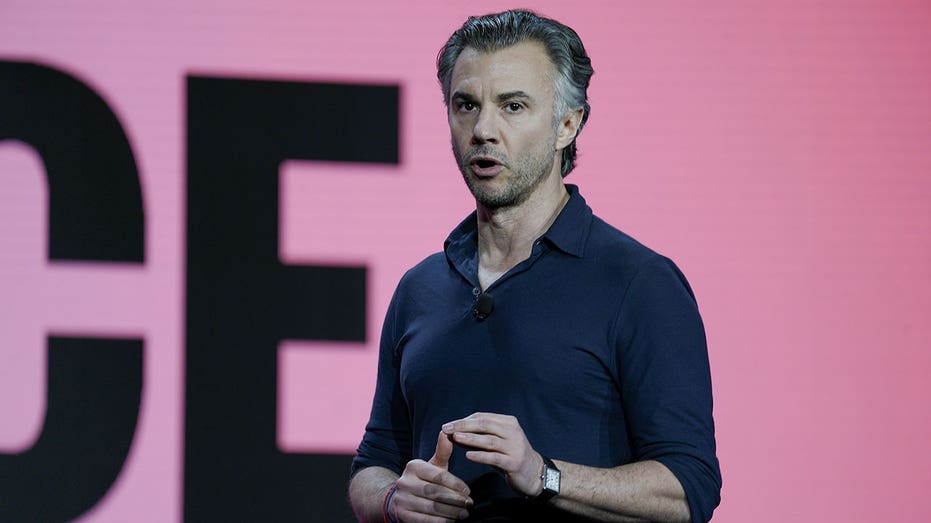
(352, 185), (721, 522)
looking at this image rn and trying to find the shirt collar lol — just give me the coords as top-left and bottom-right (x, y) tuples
(541, 184), (591, 258)
(444, 184), (593, 266)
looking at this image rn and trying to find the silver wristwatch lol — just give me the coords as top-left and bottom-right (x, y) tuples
(537, 455), (560, 501)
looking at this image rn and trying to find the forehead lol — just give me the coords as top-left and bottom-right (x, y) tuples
(449, 40), (556, 97)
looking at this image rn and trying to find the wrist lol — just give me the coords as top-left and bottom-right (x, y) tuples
(382, 482), (398, 523)
(533, 454), (546, 497)
(535, 455), (561, 501)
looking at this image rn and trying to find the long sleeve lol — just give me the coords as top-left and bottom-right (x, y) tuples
(351, 287), (412, 478)
(614, 256), (722, 523)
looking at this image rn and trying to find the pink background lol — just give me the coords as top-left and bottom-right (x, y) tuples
(2, 0), (930, 520)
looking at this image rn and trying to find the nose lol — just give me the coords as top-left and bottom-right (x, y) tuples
(471, 108), (499, 145)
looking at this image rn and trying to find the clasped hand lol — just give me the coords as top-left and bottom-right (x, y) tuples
(387, 412), (544, 522)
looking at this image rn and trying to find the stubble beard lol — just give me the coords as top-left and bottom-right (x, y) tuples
(453, 134), (558, 210)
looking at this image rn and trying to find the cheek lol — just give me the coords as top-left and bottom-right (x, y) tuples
(450, 123), (472, 147)
(513, 125), (552, 151)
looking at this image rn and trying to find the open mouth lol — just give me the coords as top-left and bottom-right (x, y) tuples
(466, 151), (506, 176)
(469, 157), (504, 177)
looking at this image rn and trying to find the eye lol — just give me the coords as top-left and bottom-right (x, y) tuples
(457, 101), (477, 112)
(505, 102), (524, 113)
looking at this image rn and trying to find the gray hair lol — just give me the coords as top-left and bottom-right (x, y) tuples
(437, 9), (594, 177)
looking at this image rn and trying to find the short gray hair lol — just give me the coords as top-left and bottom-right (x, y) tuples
(437, 9), (594, 177)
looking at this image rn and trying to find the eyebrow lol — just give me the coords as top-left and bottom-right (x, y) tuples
(496, 91), (533, 103)
(451, 90), (535, 103)
(451, 91), (476, 103)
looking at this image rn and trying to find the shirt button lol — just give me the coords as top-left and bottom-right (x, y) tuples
(472, 287), (481, 296)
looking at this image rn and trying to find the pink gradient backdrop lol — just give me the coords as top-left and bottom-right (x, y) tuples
(2, 1), (930, 520)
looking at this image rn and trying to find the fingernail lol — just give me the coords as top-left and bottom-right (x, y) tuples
(442, 423), (453, 432)
(466, 497), (474, 508)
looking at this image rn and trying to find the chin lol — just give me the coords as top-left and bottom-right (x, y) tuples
(474, 189), (523, 210)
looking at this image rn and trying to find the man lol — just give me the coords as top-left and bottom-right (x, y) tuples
(349, 10), (721, 522)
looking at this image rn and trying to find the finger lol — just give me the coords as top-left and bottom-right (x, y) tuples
(464, 449), (516, 471)
(397, 483), (472, 511)
(393, 471), (472, 520)
(443, 412), (514, 436)
(394, 491), (471, 522)
(450, 431), (505, 453)
(429, 430), (454, 469)
(404, 460), (471, 497)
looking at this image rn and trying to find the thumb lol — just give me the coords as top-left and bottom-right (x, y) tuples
(429, 430), (454, 469)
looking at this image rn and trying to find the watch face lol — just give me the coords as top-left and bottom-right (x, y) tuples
(544, 467), (560, 493)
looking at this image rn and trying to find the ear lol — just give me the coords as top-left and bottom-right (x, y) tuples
(555, 107), (585, 151)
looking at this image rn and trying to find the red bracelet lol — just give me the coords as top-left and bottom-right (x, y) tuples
(382, 482), (398, 523)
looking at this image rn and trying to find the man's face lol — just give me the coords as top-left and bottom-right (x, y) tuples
(448, 41), (562, 209)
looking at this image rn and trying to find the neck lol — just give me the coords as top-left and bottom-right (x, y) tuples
(475, 177), (569, 289)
